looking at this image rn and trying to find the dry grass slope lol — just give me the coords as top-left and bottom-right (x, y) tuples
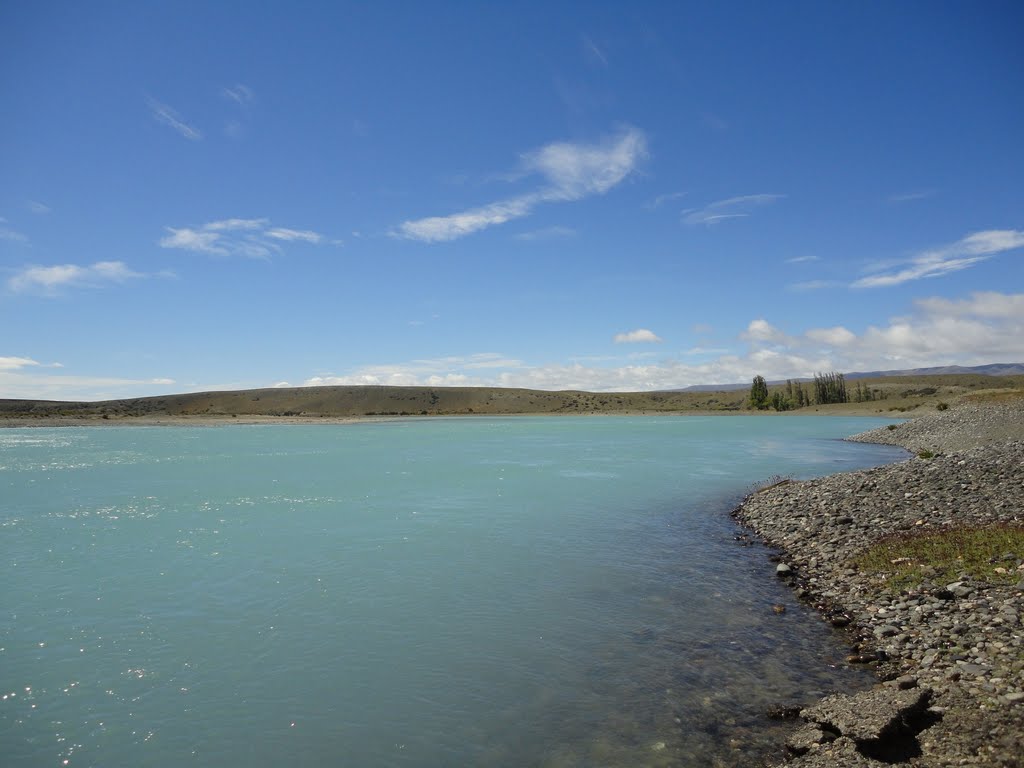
(2, 374), (1022, 422)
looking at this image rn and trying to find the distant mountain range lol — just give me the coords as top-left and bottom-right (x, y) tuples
(678, 363), (1024, 392)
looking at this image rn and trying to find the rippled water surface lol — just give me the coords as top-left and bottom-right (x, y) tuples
(1, 417), (906, 767)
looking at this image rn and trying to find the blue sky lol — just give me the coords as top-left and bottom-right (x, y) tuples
(2, 1), (1023, 400)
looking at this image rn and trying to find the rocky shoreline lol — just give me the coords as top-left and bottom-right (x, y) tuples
(733, 401), (1024, 767)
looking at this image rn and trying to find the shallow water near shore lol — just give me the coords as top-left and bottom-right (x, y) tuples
(2, 416), (906, 767)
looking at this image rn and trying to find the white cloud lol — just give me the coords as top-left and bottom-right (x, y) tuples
(854, 229), (1024, 288)
(10, 290), (1020, 401)
(223, 84), (254, 105)
(0, 226), (29, 243)
(805, 326), (857, 346)
(961, 230), (1024, 254)
(785, 255), (819, 264)
(304, 354), (524, 388)
(395, 128), (646, 243)
(160, 218), (325, 258)
(205, 218), (268, 231)
(8, 261), (144, 295)
(523, 128), (647, 201)
(682, 194), (784, 226)
(613, 329), (663, 344)
(265, 228), (324, 244)
(915, 291), (1024, 319)
(0, 356), (43, 371)
(888, 189), (936, 204)
(147, 97), (202, 140)
(581, 34), (608, 67)
(741, 318), (786, 343)
(397, 198), (535, 243)
(683, 347), (733, 356)
(160, 227), (227, 254)
(299, 291), (1022, 391)
(0, 369), (177, 401)
(27, 200), (51, 214)
(644, 191), (686, 210)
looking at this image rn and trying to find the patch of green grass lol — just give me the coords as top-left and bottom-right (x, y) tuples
(853, 525), (1024, 592)
(917, 450), (936, 459)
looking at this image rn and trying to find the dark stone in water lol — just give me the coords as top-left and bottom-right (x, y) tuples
(847, 654), (878, 664)
(631, 627), (656, 643)
(766, 704), (803, 720)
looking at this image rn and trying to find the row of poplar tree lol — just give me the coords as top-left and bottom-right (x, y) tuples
(749, 372), (884, 410)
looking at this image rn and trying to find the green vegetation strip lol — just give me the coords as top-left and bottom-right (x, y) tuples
(853, 525), (1024, 592)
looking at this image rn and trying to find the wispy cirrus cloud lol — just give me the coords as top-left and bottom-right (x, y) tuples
(8, 261), (146, 295)
(785, 254), (819, 264)
(265, 228), (324, 244)
(147, 97), (202, 140)
(0, 356), (57, 371)
(397, 199), (534, 243)
(613, 328), (662, 344)
(394, 127), (647, 243)
(0, 225), (29, 243)
(160, 218), (326, 258)
(853, 229), (1024, 288)
(888, 189), (936, 204)
(682, 194), (785, 226)
(222, 84), (255, 137)
(27, 200), (51, 214)
(581, 34), (608, 67)
(222, 84), (254, 105)
(644, 191), (686, 210)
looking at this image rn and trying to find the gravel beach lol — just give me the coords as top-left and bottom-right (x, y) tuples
(734, 400), (1024, 767)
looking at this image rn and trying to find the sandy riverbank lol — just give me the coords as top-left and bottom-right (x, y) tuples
(734, 400), (1024, 766)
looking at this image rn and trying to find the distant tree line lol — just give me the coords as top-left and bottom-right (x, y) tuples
(749, 372), (887, 411)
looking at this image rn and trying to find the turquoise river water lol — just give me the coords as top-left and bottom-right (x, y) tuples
(1, 416), (907, 767)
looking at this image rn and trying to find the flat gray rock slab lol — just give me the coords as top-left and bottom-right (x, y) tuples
(786, 736), (883, 767)
(800, 687), (930, 742)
